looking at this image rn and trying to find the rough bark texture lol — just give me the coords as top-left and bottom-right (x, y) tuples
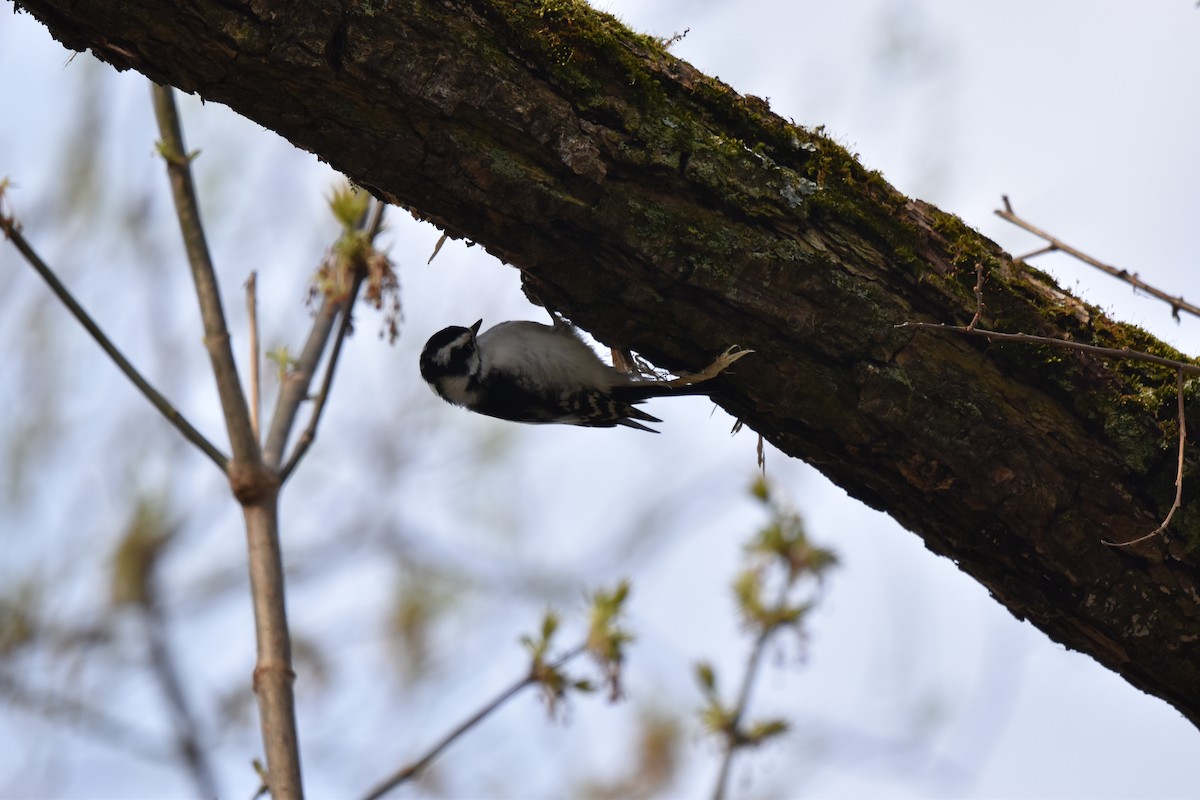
(12, 0), (1200, 727)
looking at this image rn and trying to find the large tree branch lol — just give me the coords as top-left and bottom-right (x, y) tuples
(12, 0), (1200, 727)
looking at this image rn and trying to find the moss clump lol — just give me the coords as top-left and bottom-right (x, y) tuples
(1104, 399), (1173, 474)
(482, 0), (671, 104)
(929, 209), (996, 270)
(481, 0), (830, 184)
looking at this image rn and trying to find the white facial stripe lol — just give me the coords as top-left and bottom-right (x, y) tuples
(435, 331), (475, 366)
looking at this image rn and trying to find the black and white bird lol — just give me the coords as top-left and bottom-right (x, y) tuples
(419, 318), (713, 432)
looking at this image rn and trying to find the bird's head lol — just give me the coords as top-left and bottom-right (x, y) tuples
(419, 319), (483, 402)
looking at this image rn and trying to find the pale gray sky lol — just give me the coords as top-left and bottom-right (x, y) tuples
(1, 2), (1197, 797)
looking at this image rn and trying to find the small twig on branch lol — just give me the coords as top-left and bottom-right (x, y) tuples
(426, 231), (449, 264)
(261, 278), (341, 469)
(967, 262), (985, 332)
(279, 269), (363, 483)
(899, 323), (1193, 547)
(996, 195), (1200, 321)
(280, 203), (385, 481)
(1103, 368), (1187, 547)
(0, 192), (228, 470)
(1015, 243), (1059, 262)
(267, 198), (386, 476)
(361, 645), (587, 800)
(247, 271), (261, 442)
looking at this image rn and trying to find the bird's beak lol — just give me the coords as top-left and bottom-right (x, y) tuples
(470, 319), (483, 336)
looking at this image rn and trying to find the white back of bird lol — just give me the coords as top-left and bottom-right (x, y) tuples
(477, 320), (633, 392)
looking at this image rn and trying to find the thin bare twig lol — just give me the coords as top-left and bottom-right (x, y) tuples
(897, 321), (1200, 378)
(261, 291), (341, 470)
(0, 200), (228, 470)
(247, 271), (261, 442)
(361, 645), (587, 800)
(1015, 243), (1058, 262)
(151, 83), (261, 467)
(996, 195), (1200, 321)
(1104, 368), (1187, 547)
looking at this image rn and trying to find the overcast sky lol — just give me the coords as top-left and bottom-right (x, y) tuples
(1, 2), (1198, 798)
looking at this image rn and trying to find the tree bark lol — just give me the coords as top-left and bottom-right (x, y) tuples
(13, 0), (1200, 728)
